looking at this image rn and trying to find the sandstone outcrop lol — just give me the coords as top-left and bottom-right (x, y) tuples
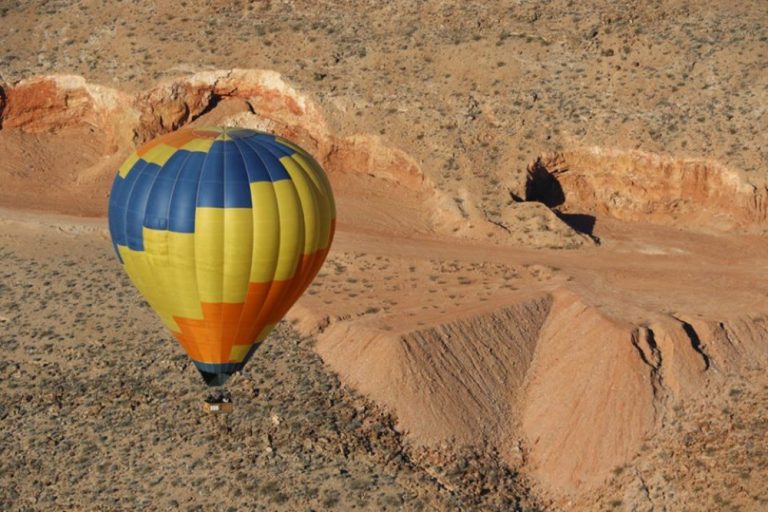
(525, 147), (768, 233)
(0, 70), (463, 235)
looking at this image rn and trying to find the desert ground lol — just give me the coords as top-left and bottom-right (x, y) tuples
(1, 0), (767, 510)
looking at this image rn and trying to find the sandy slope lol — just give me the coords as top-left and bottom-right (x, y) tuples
(303, 213), (768, 505)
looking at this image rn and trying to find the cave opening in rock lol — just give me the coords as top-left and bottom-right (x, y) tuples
(193, 93), (221, 122)
(524, 158), (597, 237)
(525, 158), (565, 208)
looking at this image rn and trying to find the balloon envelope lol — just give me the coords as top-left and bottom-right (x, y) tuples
(108, 127), (335, 386)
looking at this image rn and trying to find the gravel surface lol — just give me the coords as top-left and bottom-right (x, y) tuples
(0, 223), (542, 511)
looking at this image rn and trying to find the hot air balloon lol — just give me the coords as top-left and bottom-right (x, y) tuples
(108, 127), (335, 388)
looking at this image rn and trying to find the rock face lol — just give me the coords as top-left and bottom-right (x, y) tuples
(326, 135), (425, 190)
(525, 147), (768, 232)
(132, 69), (329, 146)
(0, 70), (466, 237)
(521, 290), (657, 494)
(1, 75), (134, 144)
(3, 69), (629, 246)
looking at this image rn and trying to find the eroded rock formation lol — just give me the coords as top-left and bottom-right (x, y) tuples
(313, 286), (768, 499)
(0, 70), (464, 235)
(132, 69), (329, 146)
(524, 148), (768, 232)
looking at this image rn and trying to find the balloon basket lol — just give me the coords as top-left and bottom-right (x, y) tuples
(202, 391), (233, 414)
(202, 401), (234, 414)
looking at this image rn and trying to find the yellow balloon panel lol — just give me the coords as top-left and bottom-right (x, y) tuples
(108, 127), (335, 386)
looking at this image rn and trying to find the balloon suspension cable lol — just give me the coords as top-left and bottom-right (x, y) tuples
(202, 389), (234, 414)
